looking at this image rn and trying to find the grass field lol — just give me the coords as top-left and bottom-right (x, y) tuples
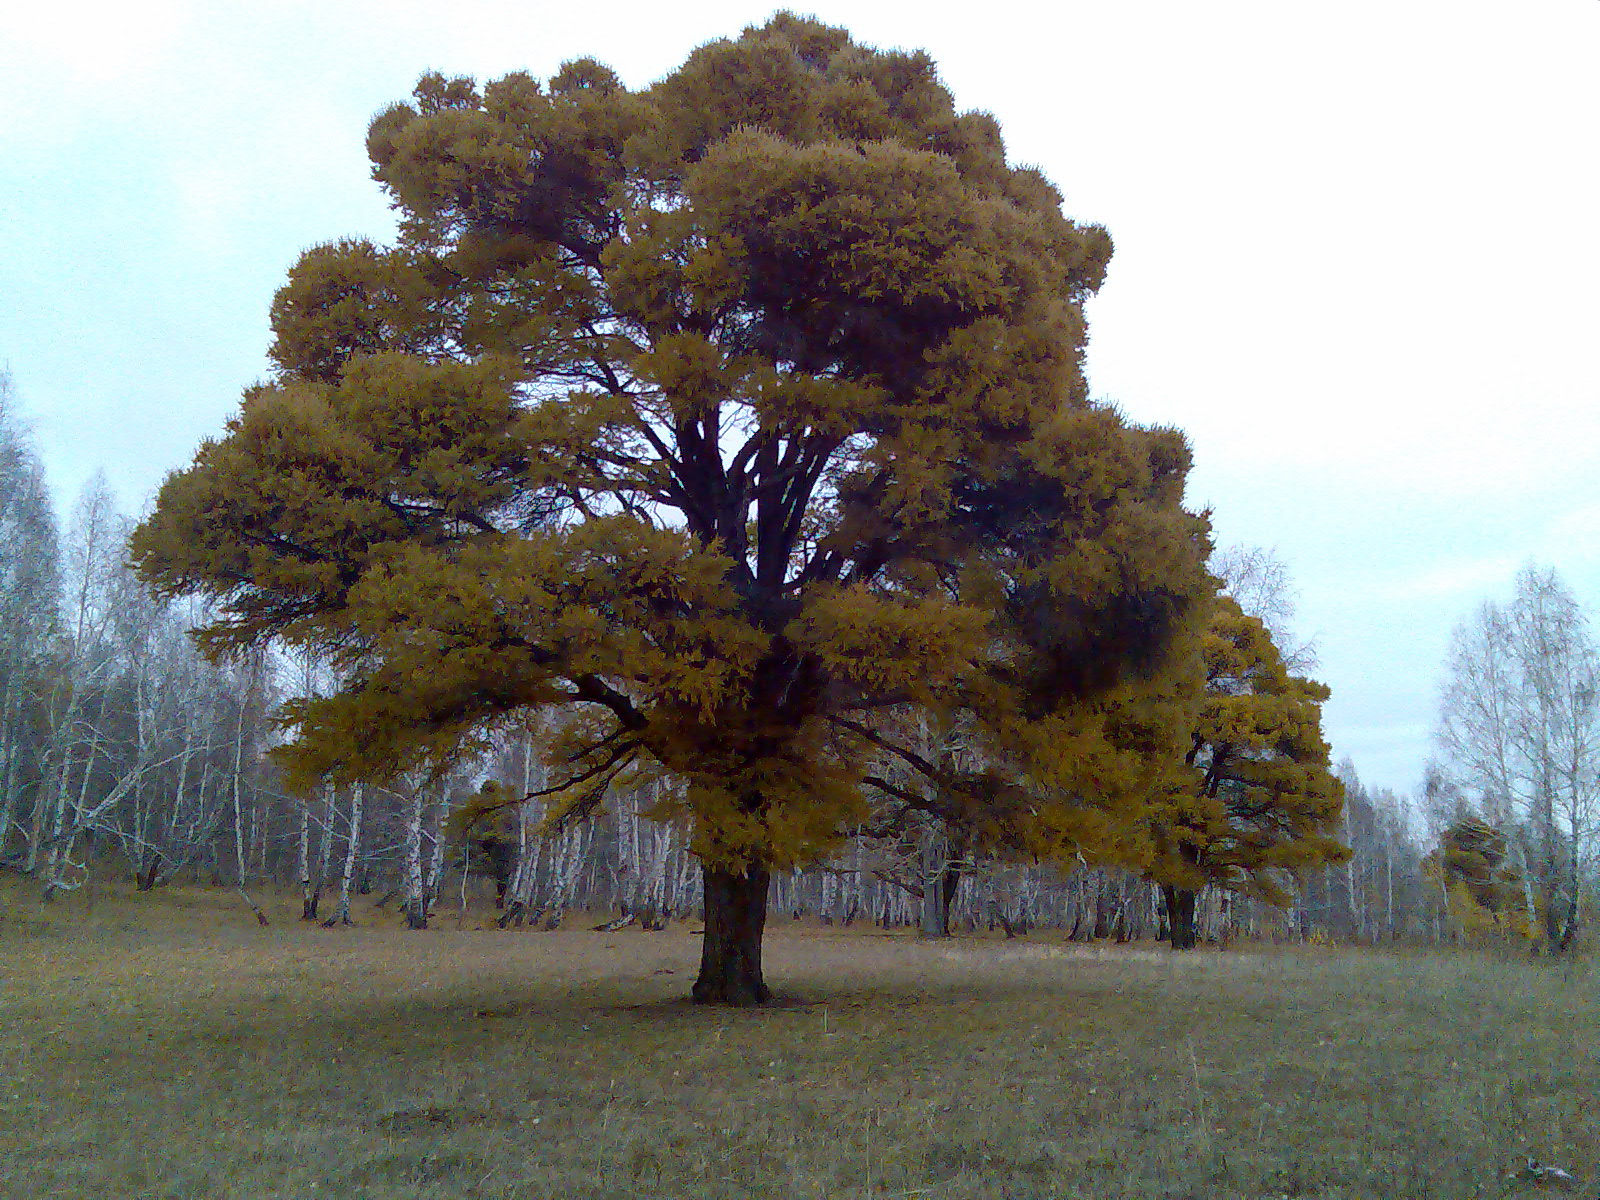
(1, 879), (1596, 1199)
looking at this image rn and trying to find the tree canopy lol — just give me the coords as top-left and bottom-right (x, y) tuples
(1144, 596), (1345, 947)
(131, 15), (1215, 1001)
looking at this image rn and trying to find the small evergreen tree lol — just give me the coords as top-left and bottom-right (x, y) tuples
(1146, 597), (1346, 948)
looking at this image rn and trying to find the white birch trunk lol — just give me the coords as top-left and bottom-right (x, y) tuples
(423, 792), (447, 912)
(297, 796), (314, 918)
(1342, 802), (1362, 941)
(402, 785), (427, 928)
(1383, 837), (1395, 940)
(331, 783), (364, 926)
(229, 657), (257, 890)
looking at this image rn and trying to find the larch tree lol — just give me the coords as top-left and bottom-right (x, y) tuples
(1145, 596), (1346, 949)
(1424, 814), (1529, 937)
(131, 16), (1211, 1004)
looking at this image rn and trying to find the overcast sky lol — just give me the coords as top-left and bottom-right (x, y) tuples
(3, 0), (1596, 800)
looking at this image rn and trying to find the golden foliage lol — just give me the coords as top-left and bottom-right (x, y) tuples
(1145, 595), (1346, 904)
(132, 16), (1226, 878)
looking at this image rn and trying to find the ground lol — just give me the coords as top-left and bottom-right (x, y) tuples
(0, 879), (1595, 1199)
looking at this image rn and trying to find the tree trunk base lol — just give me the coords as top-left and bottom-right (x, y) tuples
(693, 865), (771, 1006)
(1164, 885), (1198, 950)
(237, 887), (270, 927)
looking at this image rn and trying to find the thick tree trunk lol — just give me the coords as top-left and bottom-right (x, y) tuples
(693, 864), (771, 1006)
(1164, 885), (1199, 950)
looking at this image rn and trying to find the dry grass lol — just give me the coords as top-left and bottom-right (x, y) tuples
(1, 879), (1596, 1199)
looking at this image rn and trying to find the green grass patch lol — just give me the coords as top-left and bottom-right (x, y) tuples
(1, 880), (1595, 1198)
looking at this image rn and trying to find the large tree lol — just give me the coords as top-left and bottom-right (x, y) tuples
(132, 16), (1211, 1003)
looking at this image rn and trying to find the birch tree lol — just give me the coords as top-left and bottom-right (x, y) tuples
(0, 376), (58, 863)
(33, 476), (126, 895)
(327, 782), (364, 926)
(1434, 565), (1599, 953)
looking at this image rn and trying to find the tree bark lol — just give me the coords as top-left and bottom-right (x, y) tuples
(230, 656), (257, 891)
(402, 786), (428, 930)
(299, 798), (318, 920)
(326, 782), (362, 927)
(919, 829), (951, 939)
(939, 857), (961, 938)
(237, 885), (270, 927)
(693, 864), (772, 1006)
(0, 674), (21, 862)
(1093, 872), (1114, 940)
(1164, 884), (1199, 950)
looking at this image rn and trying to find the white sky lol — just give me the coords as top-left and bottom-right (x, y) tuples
(3, 0), (1597, 799)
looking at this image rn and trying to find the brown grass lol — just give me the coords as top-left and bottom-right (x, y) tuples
(1, 878), (1595, 1199)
